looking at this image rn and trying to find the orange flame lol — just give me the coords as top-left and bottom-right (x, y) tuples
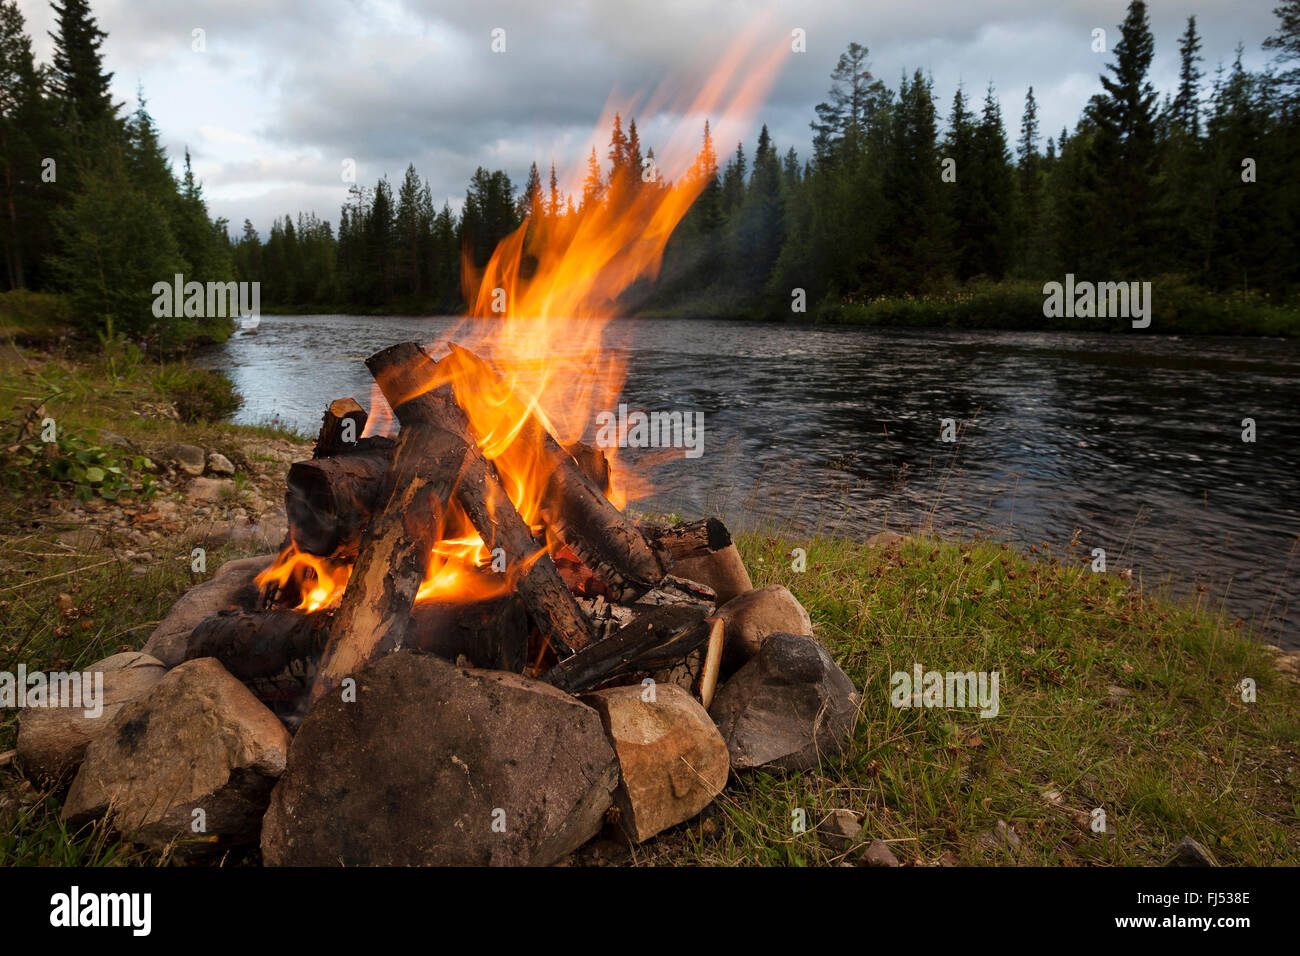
(263, 24), (787, 611)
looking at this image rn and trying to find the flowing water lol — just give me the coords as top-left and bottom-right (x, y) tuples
(202, 314), (1300, 647)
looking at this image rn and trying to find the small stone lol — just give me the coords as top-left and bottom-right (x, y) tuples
(861, 839), (901, 867)
(815, 808), (863, 850)
(206, 452), (235, 476)
(165, 443), (206, 477)
(865, 531), (906, 549)
(1165, 836), (1218, 867)
(974, 819), (1021, 856)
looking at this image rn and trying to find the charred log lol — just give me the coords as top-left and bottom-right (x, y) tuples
(285, 439), (395, 557)
(542, 603), (713, 694)
(314, 397), (368, 458)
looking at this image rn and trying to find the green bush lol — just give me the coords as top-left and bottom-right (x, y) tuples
(155, 365), (244, 423)
(2, 429), (156, 501)
(0, 290), (75, 338)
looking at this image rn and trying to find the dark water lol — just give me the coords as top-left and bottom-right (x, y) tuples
(203, 315), (1300, 646)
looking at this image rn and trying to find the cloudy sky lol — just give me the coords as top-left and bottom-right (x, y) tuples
(16, 0), (1283, 236)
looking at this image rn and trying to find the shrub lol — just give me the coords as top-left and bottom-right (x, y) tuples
(155, 364), (244, 423)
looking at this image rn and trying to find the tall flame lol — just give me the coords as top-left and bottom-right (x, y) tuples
(260, 23), (788, 612)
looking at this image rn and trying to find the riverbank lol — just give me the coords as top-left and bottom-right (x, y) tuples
(0, 343), (1296, 865)
(256, 278), (1300, 337)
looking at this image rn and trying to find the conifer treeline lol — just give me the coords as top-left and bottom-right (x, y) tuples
(1, 0), (235, 345)
(3, 1), (1299, 336)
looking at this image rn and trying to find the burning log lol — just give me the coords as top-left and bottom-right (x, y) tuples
(314, 397), (369, 458)
(285, 438), (395, 557)
(542, 604), (713, 695)
(308, 349), (473, 703)
(366, 343), (596, 659)
(447, 344), (669, 601)
(184, 608), (331, 683)
(408, 595), (529, 672)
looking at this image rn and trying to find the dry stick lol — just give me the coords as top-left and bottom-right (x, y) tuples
(370, 343), (594, 659)
(447, 343), (669, 601)
(0, 556), (119, 593)
(308, 351), (472, 704)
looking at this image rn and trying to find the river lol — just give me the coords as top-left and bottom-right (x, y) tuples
(202, 314), (1300, 647)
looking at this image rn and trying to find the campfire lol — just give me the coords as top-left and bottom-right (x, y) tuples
(210, 343), (733, 715)
(24, 29), (860, 864)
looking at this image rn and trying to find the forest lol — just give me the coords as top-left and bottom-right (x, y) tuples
(2, 0), (1299, 344)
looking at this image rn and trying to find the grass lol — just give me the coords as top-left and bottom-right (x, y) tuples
(636, 532), (1300, 865)
(1, 341), (1296, 866)
(814, 277), (1300, 337)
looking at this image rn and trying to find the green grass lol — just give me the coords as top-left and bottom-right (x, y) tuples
(636, 532), (1300, 865)
(815, 277), (1300, 337)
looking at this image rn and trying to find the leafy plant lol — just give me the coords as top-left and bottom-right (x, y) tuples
(3, 430), (156, 501)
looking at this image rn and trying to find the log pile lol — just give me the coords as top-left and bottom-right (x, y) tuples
(174, 341), (733, 714)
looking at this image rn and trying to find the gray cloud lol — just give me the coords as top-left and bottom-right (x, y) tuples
(16, 0), (1284, 235)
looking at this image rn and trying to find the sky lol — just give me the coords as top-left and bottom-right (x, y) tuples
(16, 0), (1285, 237)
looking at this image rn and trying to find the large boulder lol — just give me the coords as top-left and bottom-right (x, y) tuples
(709, 633), (860, 772)
(261, 652), (619, 866)
(16, 652), (167, 783)
(714, 584), (813, 673)
(582, 683), (729, 843)
(142, 554), (274, 666)
(62, 658), (291, 855)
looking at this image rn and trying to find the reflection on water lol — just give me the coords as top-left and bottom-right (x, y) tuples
(203, 315), (1300, 647)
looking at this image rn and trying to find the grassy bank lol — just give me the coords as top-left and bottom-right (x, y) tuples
(0, 343), (1296, 866)
(814, 277), (1300, 337)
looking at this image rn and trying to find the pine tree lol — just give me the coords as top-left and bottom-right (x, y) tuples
(1083, 0), (1162, 272)
(1264, 0), (1300, 99)
(0, 0), (44, 288)
(49, 0), (117, 134)
(1175, 17), (1204, 137)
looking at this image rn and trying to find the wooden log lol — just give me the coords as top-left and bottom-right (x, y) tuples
(367, 342), (595, 658)
(183, 608), (332, 685)
(564, 441), (612, 495)
(542, 603), (713, 694)
(641, 517), (752, 605)
(314, 397), (368, 458)
(308, 347), (473, 703)
(408, 594), (529, 671)
(447, 344), (669, 601)
(284, 438), (395, 557)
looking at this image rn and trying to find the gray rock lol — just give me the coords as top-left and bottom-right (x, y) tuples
(260, 652), (619, 866)
(188, 476), (234, 502)
(1165, 836), (1219, 867)
(17, 652), (167, 783)
(709, 633), (860, 772)
(206, 452), (236, 476)
(62, 658), (290, 855)
(581, 683), (729, 843)
(165, 443), (206, 477)
(142, 554), (274, 666)
(974, 819), (1022, 857)
(714, 584), (813, 673)
(816, 808), (864, 850)
(861, 839), (901, 867)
